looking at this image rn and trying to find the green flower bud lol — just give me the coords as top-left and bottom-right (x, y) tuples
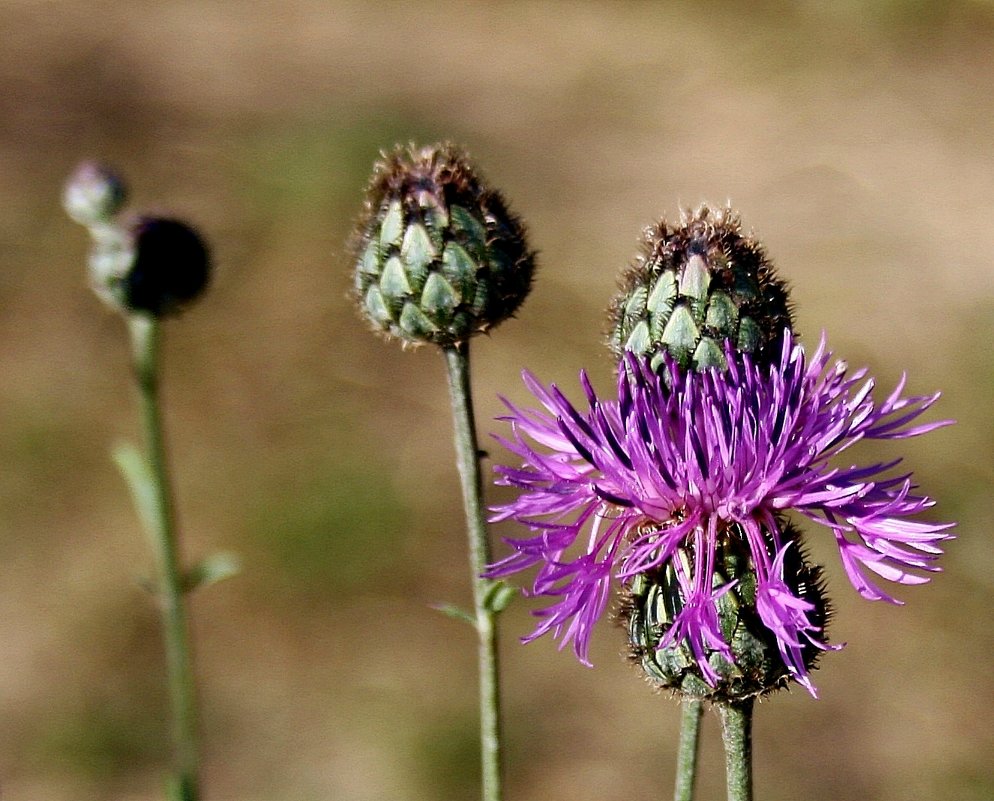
(619, 521), (831, 701)
(607, 206), (792, 371)
(351, 143), (535, 347)
(63, 161), (128, 227)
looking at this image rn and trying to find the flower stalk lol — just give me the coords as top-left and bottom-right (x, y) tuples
(674, 699), (703, 801)
(443, 342), (504, 801)
(64, 162), (213, 801)
(350, 143), (533, 801)
(717, 700), (754, 801)
(129, 315), (201, 801)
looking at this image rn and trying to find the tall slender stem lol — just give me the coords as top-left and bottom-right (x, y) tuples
(442, 342), (503, 801)
(674, 699), (703, 801)
(129, 315), (201, 801)
(717, 699), (754, 801)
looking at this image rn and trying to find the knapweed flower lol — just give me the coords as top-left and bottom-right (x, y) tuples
(488, 333), (951, 696)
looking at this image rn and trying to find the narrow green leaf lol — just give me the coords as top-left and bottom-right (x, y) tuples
(183, 551), (241, 593)
(431, 602), (477, 628)
(483, 581), (518, 614)
(111, 441), (158, 543)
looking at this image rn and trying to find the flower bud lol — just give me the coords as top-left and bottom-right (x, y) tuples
(90, 216), (211, 317)
(62, 161), (128, 227)
(619, 521), (831, 700)
(351, 143), (535, 347)
(608, 206), (792, 371)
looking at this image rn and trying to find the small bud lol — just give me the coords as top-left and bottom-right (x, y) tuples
(619, 521), (831, 700)
(608, 206), (792, 371)
(62, 161), (128, 227)
(351, 143), (535, 347)
(90, 216), (211, 317)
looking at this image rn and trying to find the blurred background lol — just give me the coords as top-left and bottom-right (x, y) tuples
(1, 1), (992, 799)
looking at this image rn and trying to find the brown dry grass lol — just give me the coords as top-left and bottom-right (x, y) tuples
(1, 1), (992, 799)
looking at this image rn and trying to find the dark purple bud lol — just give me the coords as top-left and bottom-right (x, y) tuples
(121, 217), (211, 316)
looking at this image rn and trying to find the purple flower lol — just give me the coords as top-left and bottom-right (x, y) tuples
(487, 332), (952, 695)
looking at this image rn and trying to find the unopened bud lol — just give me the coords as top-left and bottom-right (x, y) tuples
(608, 206), (792, 371)
(90, 217), (211, 317)
(351, 143), (535, 347)
(63, 162), (128, 227)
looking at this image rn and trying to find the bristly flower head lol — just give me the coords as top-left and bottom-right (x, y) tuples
(608, 206), (791, 372)
(351, 142), (535, 347)
(487, 333), (952, 697)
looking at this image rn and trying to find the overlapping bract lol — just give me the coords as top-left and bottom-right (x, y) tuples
(487, 333), (952, 693)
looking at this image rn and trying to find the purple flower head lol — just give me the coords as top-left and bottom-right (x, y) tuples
(487, 332), (952, 696)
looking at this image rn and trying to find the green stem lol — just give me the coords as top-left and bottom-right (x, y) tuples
(717, 699), (754, 801)
(442, 343), (503, 801)
(673, 699), (703, 801)
(129, 315), (201, 801)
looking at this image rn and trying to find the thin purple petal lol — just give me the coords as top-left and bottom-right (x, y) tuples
(487, 330), (952, 695)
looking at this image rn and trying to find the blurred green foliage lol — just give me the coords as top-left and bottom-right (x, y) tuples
(245, 458), (408, 597)
(411, 712), (480, 799)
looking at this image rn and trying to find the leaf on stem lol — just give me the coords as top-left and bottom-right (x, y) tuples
(483, 580), (518, 614)
(183, 552), (241, 593)
(112, 441), (158, 548)
(431, 602), (477, 627)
